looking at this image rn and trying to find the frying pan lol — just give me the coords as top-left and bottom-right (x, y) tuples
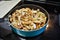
(7, 4), (49, 37)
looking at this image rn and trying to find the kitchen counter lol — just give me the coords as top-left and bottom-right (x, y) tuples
(0, 0), (21, 18)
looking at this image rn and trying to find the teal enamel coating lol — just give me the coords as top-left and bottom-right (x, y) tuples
(10, 23), (47, 37)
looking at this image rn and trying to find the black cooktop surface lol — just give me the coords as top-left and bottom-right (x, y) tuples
(0, 1), (60, 40)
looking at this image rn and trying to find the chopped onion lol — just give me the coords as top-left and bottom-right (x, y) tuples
(21, 11), (26, 15)
(32, 10), (37, 13)
(33, 23), (36, 29)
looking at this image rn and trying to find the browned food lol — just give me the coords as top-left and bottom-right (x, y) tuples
(9, 8), (47, 31)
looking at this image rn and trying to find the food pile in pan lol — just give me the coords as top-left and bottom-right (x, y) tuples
(9, 8), (47, 31)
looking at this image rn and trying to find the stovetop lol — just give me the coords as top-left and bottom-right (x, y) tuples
(0, 1), (60, 40)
